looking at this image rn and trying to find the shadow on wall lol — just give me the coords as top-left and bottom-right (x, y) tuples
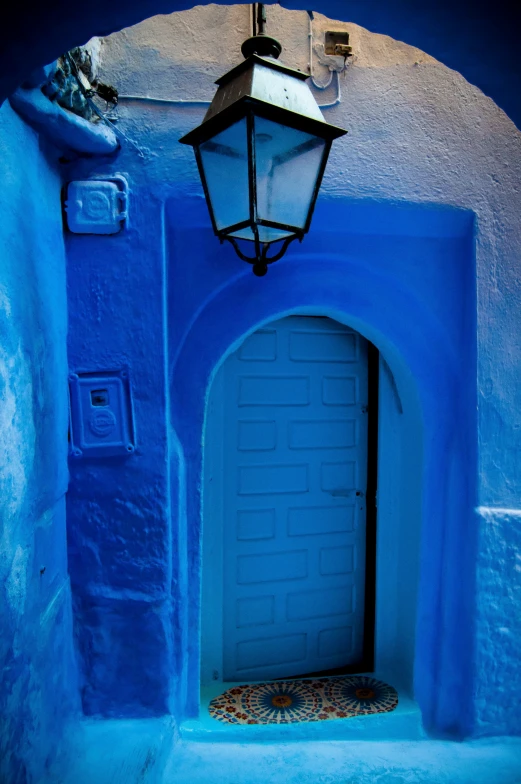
(167, 194), (477, 736)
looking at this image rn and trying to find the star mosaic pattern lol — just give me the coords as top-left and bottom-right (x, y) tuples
(208, 675), (398, 725)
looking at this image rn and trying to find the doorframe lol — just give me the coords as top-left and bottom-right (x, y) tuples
(362, 341), (379, 672)
(170, 251), (475, 736)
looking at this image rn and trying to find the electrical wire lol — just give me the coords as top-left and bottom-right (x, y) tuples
(73, 6), (343, 115)
(117, 95), (210, 106)
(316, 70), (341, 108)
(306, 10), (344, 107)
(117, 89), (339, 110)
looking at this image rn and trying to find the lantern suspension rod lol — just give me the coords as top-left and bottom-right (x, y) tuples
(252, 3), (267, 37)
(257, 3), (267, 35)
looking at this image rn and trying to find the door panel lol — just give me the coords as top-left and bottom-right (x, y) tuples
(219, 317), (368, 681)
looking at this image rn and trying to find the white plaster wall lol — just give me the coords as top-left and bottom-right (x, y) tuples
(94, 4), (521, 734)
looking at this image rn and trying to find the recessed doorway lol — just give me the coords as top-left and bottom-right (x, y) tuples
(201, 316), (377, 685)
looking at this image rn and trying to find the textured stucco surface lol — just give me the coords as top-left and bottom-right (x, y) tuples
(1, 0), (520, 132)
(98, 3), (521, 512)
(65, 188), (174, 718)
(0, 101), (79, 783)
(44, 718), (521, 783)
(64, 3), (521, 738)
(474, 507), (521, 736)
(2, 2), (521, 781)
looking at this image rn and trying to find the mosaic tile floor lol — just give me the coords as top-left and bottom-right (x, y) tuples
(208, 675), (398, 725)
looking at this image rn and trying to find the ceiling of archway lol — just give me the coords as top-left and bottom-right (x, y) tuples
(2, 0), (520, 129)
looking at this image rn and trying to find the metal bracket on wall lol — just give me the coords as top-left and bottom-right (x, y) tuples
(64, 174), (129, 234)
(68, 368), (136, 458)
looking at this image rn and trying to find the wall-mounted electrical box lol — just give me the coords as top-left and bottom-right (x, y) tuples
(69, 368), (136, 457)
(65, 175), (128, 234)
(324, 31), (352, 58)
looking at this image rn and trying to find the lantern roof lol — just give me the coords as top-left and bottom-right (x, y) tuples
(178, 28), (348, 275)
(180, 51), (346, 147)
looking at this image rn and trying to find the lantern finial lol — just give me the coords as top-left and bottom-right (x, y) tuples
(240, 35), (282, 60)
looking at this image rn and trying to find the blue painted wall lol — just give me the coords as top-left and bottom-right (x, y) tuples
(64, 185), (174, 718)
(1, 6), (521, 779)
(166, 195), (477, 737)
(0, 102), (79, 783)
(59, 4), (521, 741)
(64, 148), (478, 738)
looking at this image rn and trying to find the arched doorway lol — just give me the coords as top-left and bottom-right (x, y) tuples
(201, 315), (378, 685)
(169, 235), (468, 732)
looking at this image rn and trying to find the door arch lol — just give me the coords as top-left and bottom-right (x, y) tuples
(170, 251), (469, 735)
(201, 316), (376, 684)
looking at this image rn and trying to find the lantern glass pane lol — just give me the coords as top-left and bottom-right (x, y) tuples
(253, 116), (326, 230)
(230, 225), (293, 242)
(199, 119), (249, 231)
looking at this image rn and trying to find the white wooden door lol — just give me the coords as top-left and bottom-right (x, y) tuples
(206, 316), (368, 682)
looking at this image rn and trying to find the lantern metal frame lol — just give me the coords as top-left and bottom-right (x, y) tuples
(180, 42), (347, 275)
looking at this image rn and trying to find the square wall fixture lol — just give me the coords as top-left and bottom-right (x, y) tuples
(69, 369), (136, 457)
(65, 176), (128, 234)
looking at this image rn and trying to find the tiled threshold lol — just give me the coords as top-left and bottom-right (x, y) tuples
(180, 674), (424, 742)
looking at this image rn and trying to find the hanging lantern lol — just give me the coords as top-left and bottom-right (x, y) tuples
(179, 15), (347, 276)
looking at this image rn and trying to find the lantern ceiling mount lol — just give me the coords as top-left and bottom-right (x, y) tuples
(180, 4), (347, 276)
(241, 2), (282, 60)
